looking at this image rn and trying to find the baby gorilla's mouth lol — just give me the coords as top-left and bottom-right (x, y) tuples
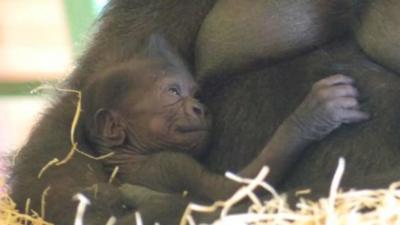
(175, 125), (208, 133)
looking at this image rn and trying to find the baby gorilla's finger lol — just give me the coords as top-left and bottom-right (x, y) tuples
(316, 74), (354, 87)
(329, 97), (359, 109)
(340, 109), (370, 123)
(119, 184), (184, 207)
(119, 184), (188, 225)
(119, 184), (165, 206)
(119, 184), (145, 206)
(322, 85), (359, 99)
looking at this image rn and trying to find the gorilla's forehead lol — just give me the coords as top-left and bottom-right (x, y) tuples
(157, 68), (195, 84)
(125, 59), (193, 83)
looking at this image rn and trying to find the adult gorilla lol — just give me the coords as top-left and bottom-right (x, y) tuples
(9, 0), (400, 224)
(197, 0), (400, 191)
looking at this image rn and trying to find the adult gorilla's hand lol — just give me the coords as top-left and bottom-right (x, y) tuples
(289, 74), (370, 141)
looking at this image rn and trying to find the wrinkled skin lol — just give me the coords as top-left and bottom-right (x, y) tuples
(82, 57), (210, 157)
(9, 0), (400, 224)
(291, 74), (368, 141)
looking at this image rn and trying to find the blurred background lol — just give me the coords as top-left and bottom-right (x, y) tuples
(0, 0), (108, 160)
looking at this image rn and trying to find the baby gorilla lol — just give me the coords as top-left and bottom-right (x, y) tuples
(80, 45), (369, 203)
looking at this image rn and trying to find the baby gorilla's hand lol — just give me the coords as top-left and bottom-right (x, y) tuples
(290, 74), (369, 140)
(118, 184), (188, 224)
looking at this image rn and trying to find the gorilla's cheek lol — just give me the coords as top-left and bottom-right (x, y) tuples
(147, 114), (208, 152)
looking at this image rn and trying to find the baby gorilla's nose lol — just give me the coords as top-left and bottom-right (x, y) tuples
(185, 99), (207, 118)
(192, 103), (205, 117)
(192, 102), (207, 118)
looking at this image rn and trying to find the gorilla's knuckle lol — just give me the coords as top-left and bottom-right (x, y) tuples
(348, 98), (358, 107)
(331, 111), (343, 122)
(315, 89), (330, 101)
(342, 85), (356, 95)
(334, 74), (347, 80)
(314, 88), (334, 104)
(324, 100), (337, 111)
(313, 80), (325, 89)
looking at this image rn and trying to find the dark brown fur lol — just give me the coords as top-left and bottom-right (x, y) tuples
(10, 1), (216, 224)
(9, 0), (400, 224)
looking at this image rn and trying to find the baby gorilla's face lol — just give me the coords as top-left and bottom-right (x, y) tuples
(122, 68), (211, 156)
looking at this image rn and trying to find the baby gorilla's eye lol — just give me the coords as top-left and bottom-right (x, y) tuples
(168, 87), (181, 96)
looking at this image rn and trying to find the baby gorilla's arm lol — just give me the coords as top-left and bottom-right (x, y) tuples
(239, 75), (369, 185)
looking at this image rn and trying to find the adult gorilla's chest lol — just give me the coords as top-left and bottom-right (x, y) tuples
(199, 40), (400, 191)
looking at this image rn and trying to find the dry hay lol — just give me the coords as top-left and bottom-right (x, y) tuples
(3, 158), (400, 225)
(4, 86), (400, 224)
(0, 182), (52, 225)
(180, 158), (400, 225)
(31, 86), (115, 179)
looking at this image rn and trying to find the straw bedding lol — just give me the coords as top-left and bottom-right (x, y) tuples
(3, 159), (400, 225)
(3, 87), (400, 224)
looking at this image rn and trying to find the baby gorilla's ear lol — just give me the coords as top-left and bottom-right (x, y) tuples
(144, 34), (187, 70)
(94, 108), (126, 146)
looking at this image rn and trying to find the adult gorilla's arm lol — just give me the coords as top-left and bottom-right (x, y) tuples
(70, 0), (216, 89)
(9, 1), (215, 225)
(195, 0), (354, 77)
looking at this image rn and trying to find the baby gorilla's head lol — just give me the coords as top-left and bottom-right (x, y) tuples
(81, 50), (211, 157)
